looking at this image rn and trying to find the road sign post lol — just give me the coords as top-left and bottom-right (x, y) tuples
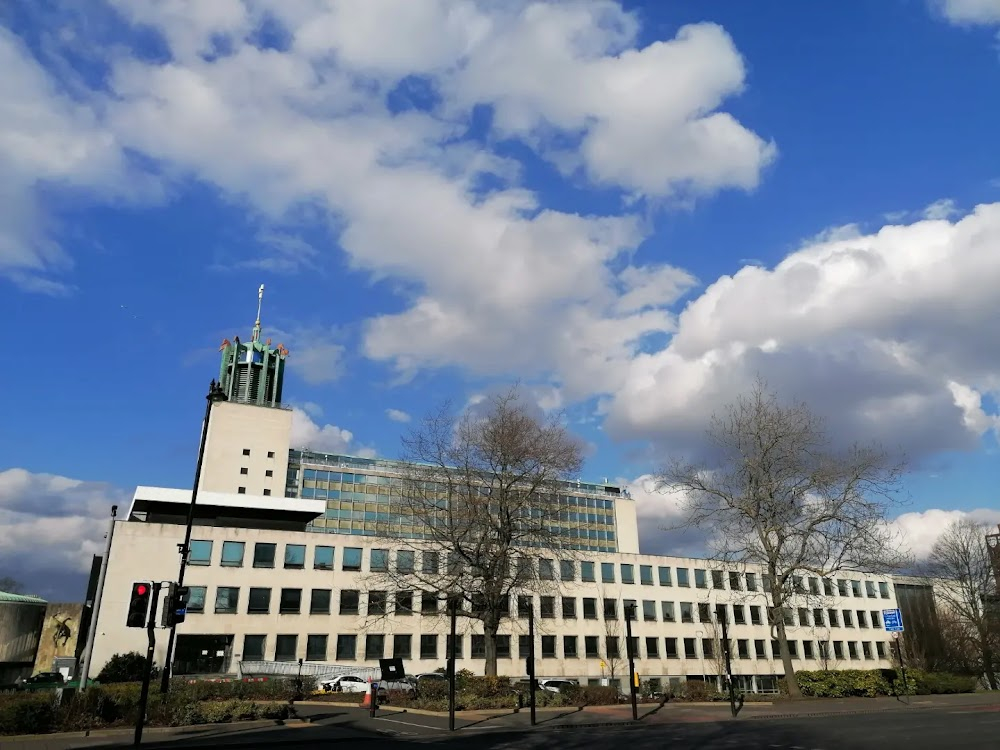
(882, 608), (907, 701)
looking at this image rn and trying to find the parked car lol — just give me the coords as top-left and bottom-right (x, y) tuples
(15, 672), (66, 691)
(320, 675), (371, 694)
(538, 679), (579, 694)
(320, 674), (414, 699)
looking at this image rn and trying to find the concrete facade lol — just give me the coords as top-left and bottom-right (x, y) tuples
(199, 401), (292, 498)
(91, 509), (902, 689)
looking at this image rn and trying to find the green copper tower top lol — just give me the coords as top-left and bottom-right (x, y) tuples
(218, 284), (288, 406)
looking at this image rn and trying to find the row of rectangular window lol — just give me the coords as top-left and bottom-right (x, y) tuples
(187, 541), (891, 600)
(244, 632), (891, 663)
(184, 584), (890, 629)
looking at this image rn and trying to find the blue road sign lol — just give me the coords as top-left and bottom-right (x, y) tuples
(883, 608), (904, 632)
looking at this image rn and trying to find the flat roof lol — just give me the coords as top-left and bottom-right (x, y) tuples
(129, 486), (326, 521)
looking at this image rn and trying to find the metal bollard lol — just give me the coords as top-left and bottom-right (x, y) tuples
(369, 684), (378, 717)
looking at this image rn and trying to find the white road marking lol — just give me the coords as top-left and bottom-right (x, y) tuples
(375, 716), (443, 730)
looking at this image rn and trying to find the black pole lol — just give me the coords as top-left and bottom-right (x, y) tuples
(719, 607), (739, 717)
(624, 605), (638, 721)
(134, 582), (161, 747)
(160, 381), (225, 694)
(895, 637), (909, 702)
(448, 596), (457, 731)
(527, 604), (536, 726)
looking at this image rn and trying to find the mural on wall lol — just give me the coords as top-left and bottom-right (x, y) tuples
(34, 603), (84, 674)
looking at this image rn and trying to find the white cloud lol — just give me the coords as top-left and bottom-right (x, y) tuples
(621, 474), (713, 558)
(0, 28), (128, 293)
(922, 198), (961, 220)
(0, 468), (128, 600)
(290, 408), (375, 457)
(269, 326), (345, 385)
(606, 203), (1000, 462)
(4, 1), (770, 405)
(385, 408), (411, 423)
(934, 0), (1000, 25)
(893, 507), (1000, 559)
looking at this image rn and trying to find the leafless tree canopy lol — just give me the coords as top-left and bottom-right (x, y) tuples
(372, 387), (584, 676)
(657, 378), (909, 697)
(925, 519), (999, 689)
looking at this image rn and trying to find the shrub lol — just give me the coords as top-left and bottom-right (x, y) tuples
(679, 680), (725, 702)
(907, 670), (978, 695)
(97, 653), (160, 684)
(0, 692), (58, 735)
(563, 685), (618, 706)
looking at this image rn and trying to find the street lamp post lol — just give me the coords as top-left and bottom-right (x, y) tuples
(159, 380), (227, 694)
(624, 604), (638, 720)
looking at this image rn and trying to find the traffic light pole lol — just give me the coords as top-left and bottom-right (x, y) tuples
(527, 604), (536, 726)
(624, 604), (638, 721)
(160, 381), (225, 695)
(134, 582), (161, 747)
(448, 597), (457, 732)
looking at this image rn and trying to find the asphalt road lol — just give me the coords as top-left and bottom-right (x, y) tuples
(310, 703), (1000, 750)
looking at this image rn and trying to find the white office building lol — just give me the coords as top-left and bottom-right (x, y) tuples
(88, 311), (902, 693)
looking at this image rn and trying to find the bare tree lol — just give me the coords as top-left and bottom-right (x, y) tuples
(925, 519), (999, 689)
(0, 576), (25, 594)
(371, 387), (584, 677)
(657, 378), (909, 697)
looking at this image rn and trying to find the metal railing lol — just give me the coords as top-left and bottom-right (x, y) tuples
(237, 660), (380, 681)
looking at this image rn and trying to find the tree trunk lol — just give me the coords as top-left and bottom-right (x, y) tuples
(982, 640), (998, 691)
(770, 591), (801, 698)
(484, 618), (499, 677)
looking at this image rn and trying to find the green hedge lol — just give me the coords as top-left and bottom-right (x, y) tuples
(792, 669), (977, 698)
(0, 679), (296, 736)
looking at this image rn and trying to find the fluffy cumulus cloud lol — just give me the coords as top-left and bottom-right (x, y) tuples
(0, 468), (129, 600)
(385, 408), (411, 423)
(893, 507), (1000, 559)
(606, 204), (1000, 464)
(934, 0), (1000, 25)
(290, 408), (375, 457)
(2, 0), (763, 401)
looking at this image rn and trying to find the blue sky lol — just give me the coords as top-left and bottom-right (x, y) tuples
(3, 0), (1000, 600)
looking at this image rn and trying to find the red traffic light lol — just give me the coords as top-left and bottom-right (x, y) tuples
(136, 584), (148, 596)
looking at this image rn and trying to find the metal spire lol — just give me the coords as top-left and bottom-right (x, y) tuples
(251, 284), (264, 343)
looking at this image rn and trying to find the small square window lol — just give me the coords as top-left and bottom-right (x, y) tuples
(279, 588), (301, 614)
(420, 634), (437, 659)
(371, 549), (389, 572)
(188, 540), (213, 566)
(284, 544), (306, 569)
(471, 635), (487, 658)
(314, 546), (334, 569)
(310, 589), (331, 614)
(541, 636), (556, 658)
(242, 448), (251, 456)
(306, 634), (327, 661)
(343, 547), (363, 571)
(336, 634), (357, 661)
(393, 634), (412, 659)
(265, 469), (273, 477)
(214, 587), (239, 614)
(220, 541), (245, 566)
(243, 634), (266, 660)
(240, 467), (249, 475)
(186, 586), (206, 613)
(237, 487), (246, 494)
(366, 634), (385, 660)
(263, 489), (271, 496)
(253, 542), (276, 568)
(639, 565), (653, 585)
(248, 588), (272, 614)
(340, 590), (360, 615)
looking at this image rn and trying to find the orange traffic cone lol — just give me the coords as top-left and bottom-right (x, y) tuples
(360, 690), (373, 709)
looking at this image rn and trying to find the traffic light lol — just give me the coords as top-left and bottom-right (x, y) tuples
(160, 584), (190, 627)
(127, 581), (152, 628)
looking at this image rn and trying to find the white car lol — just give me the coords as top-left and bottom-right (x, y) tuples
(320, 674), (415, 697)
(538, 679), (579, 694)
(320, 675), (372, 694)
